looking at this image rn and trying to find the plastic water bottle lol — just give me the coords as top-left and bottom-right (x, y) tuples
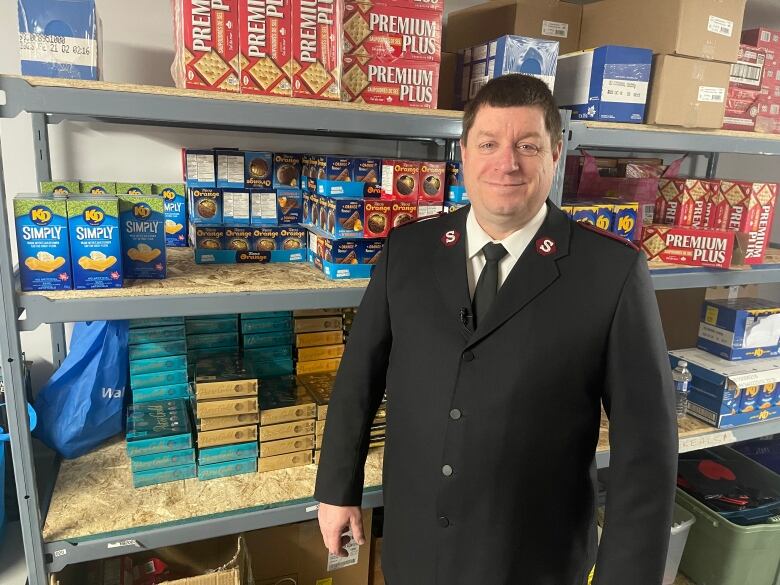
(673, 361), (692, 418)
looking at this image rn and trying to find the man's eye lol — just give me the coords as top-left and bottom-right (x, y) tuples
(479, 143), (495, 151)
(518, 143), (539, 153)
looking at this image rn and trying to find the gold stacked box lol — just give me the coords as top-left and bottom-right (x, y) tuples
(294, 309), (345, 375)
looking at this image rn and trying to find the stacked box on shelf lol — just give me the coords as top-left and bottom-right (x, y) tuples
(258, 375), (316, 471)
(126, 399), (196, 488)
(341, 0), (443, 109)
(240, 311), (295, 377)
(128, 318), (189, 403)
(560, 201), (639, 242)
(193, 354), (260, 480)
(185, 315), (240, 376)
(294, 310), (345, 375)
(742, 28), (780, 133)
(342, 307), (357, 339)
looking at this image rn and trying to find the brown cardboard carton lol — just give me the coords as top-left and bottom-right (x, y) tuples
(444, 0), (582, 54)
(437, 52), (458, 110)
(580, 0), (746, 63)
(259, 419), (316, 442)
(646, 55), (730, 128)
(258, 450), (313, 472)
(259, 434), (315, 457)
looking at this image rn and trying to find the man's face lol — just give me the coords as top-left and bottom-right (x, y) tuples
(460, 105), (561, 227)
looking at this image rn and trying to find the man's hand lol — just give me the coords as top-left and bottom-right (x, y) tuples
(318, 503), (366, 557)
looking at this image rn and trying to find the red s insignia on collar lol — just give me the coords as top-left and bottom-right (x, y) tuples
(442, 230), (461, 247)
(536, 237), (556, 256)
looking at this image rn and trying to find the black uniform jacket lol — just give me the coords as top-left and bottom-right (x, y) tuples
(314, 202), (678, 585)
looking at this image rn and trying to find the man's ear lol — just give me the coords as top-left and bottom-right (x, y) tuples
(459, 139), (467, 165)
(551, 139), (562, 165)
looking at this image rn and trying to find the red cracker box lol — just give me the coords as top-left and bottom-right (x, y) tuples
(347, 0), (443, 12)
(742, 28), (780, 52)
(654, 179), (686, 225)
(343, 2), (442, 63)
(723, 87), (761, 132)
(292, 0), (343, 101)
(390, 200), (418, 230)
(173, 0), (240, 93)
(745, 182), (778, 264)
(730, 45), (766, 91)
(381, 159), (421, 200)
(756, 94), (780, 134)
(239, 0), (293, 96)
(641, 225), (748, 269)
(699, 179), (720, 227)
(686, 180), (711, 228)
(711, 180), (761, 232)
(418, 161), (445, 203)
(341, 56), (439, 108)
(364, 199), (392, 237)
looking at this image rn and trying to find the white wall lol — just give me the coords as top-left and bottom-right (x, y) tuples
(2, 0), (780, 386)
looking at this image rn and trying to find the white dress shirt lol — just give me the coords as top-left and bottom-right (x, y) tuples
(465, 204), (548, 299)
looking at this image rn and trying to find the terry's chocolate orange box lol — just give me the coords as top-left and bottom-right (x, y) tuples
(239, 0), (293, 96)
(364, 199), (392, 237)
(418, 161), (445, 203)
(381, 159), (421, 200)
(292, 0), (342, 100)
(391, 200), (417, 230)
(173, 0), (240, 93)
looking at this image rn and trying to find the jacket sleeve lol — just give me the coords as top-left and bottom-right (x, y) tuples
(314, 233), (393, 506)
(593, 252), (678, 585)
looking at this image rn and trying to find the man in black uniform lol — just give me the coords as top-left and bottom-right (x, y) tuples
(314, 74), (678, 585)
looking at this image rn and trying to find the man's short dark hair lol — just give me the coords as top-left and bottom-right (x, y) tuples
(461, 74), (562, 149)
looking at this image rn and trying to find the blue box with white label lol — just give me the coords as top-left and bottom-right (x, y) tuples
(129, 325), (186, 346)
(241, 317), (292, 335)
(129, 339), (187, 361)
(67, 196), (123, 289)
(130, 369), (188, 391)
(555, 45), (653, 123)
(197, 457), (257, 481)
(132, 462), (197, 488)
(198, 442), (258, 466)
(132, 383), (191, 404)
(130, 355), (188, 377)
(697, 298), (780, 361)
(130, 448), (196, 473)
(153, 183), (188, 247)
(119, 194), (166, 279)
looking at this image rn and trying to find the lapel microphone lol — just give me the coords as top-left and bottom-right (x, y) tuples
(460, 307), (472, 330)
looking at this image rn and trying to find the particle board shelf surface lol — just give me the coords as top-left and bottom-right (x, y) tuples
(20, 248), (368, 301)
(43, 438), (384, 542)
(583, 120), (780, 143)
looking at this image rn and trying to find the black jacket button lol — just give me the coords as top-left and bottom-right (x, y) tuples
(442, 464), (453, 476)
(438, 516), (450, 528)
(449, 408), (462, 420)
(462, 351), (474, 362)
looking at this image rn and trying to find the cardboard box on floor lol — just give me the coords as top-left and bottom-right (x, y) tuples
(646, 55), (731, 128)
(244, 513), (373, 585)
(444, 0), (582, 54)
(580, 0), (746, 63)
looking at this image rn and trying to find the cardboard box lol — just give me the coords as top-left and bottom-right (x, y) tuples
(555, 45), (653, 123)
(444, 0), (582, 55)
(258, 434), (315, 457)
(458, 35), (559, 104)
(173, 0), (240, 93)
(697, 298), (780, 361)
(297, 343), (345, 362)
(296, 357), (341, 375)
(258, 449), (313, 472)
(341, 56), (440, 109)
(292, 0), (342, 100)
(294, 315), (343, 333)
(742, 28), (780, 52)
(198, 424), (258, 448)
(723, 86), (762, 131)
(197, 412), (260, 431)
(641, 224), (748, 269)
(437, 51), (458, 109)
(239, 0), (293, 96)
(669, 348), (780, 428)
(580, 0), (745, 63)
(645, 55), (730, 128)
(196, 397), (259, 419)
(258, 418), (315, 441)
(296, 330), (344, 347)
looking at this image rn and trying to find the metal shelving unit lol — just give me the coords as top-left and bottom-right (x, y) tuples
(2, 75), (780, 583)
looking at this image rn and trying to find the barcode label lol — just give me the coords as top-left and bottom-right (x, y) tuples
(470, 77), (488, 100)
(542, 20), (569, 38)
(708, 15), (733, 37)
(698, 86), (725, 103)
(731, 62), (762, 86)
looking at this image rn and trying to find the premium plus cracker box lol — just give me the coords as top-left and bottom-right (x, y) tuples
(292, 0), (343, 100)
(240, 0), (293, 96)
(342, 56), (439, 108)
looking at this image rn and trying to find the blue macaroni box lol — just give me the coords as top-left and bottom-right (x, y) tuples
(185, 317), (238, 336)
(132, 462), (197, 488)
(67, 196), (123, 289)
(570, 204), (599, 225)
(190, 188), (222, 225)
(184, 149), (216, 188)
(153, 184), (187, 247)
(243, 330), (294, 349)
(132, 383), (191, 404)
(240, 317), (292, 335)
(698, 298), (780, 361)
(129, 339), (187, 361)
(119, 194), (166, 279)
(130, 448), (195, 473)
(80, 181), (116, 195)
(245, 151), (273, 188)
(130, 355), (188, 377)
(555, 45), (653, 123)
(39, 181), (79, 195)
(197, 457), (257, 481)
(129, 317), (185, 330)
(14, 195), (73, 291)
(116, 183), (153, 195)
(222, 189), (251, 226)
(216, 149), (245, 189)
(130, 369), (188, 391)
(198, 442), (258, 466)
(669, 349), (780, 428)
(611, 202), (639, 241)
(129, 325), (186, 346)
(593, 203), (613, 232)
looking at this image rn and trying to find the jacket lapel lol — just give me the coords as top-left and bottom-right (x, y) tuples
(432, 206), (473, 340)
(465, 202), (572, 349)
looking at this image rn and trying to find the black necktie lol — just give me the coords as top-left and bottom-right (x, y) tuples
(472, 242), (508, 328)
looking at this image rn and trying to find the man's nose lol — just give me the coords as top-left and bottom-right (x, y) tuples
(496, 144), (521, 172)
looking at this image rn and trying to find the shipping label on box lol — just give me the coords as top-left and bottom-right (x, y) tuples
(697, 298), (780, 360)
(641, 224), (747, 269)
(292, 0), (342, 100)
(176, 0), (240, 92)
(730, 44), (766, 90)
(555, 45), (652, 123)
(343, 2), (442, 62)
(342, 56), (439, 109)
(240, 0), (293, 96)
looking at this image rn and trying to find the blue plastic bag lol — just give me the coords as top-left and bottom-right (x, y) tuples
(34, 320), (128, 459)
